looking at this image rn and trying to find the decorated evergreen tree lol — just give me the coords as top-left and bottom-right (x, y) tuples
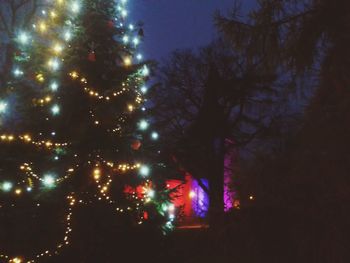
(0, 1), (174, 262)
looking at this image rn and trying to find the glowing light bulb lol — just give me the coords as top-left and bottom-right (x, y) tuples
(2, 181), (13, 192)
(147, 189), (155, 198)
(71, 1), (81, 13)
(124, 57), (132, 66)
(122, 35), (129, 43)
(139, 165), (150, 176)
(48, 58), (60, 71)
(140, 85), (148, 94)
(13, 67), (23, 77)
(0, 101), (7, 114)
(64, 30), (72, 41)
(136, 53), (143, 61)
(51, 104), (60, 115)
(42, 174), (55, 188)
(141, 65), (150, 76)
(121, 9), (128, 17)
(53, 43), (64, 54)
(189, 190), (196, 199)
(50, 82), (59, 91)
(151, 132), (159, 140)
(133, 37), (140, 46)
(18, 31), (30, 44)
(138, 119), (149, 130)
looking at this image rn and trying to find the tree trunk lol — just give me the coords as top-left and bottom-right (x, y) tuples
(0, 43), (15, 86)
(208, 135), (225, 228)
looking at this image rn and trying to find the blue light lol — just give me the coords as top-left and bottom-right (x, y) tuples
(151, 132), (159, 140)
(51, 104), (60, 115)
(50, 81), (59, 91)
(138, 119), (149, 130)
(139, 165), (150, 176)
(140, 85), (148, 94)
(0, 101), (7, 114)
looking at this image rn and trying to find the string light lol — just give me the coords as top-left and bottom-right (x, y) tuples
(0, 101), (7, 114)
(0, 0), (175, 261)
(138, 119), (149, 130)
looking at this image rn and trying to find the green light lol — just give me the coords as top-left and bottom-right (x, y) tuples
(138, 120), (149, 130)
(0, 101), (7, 114)
(2, 181), (13, 192)
(51, 104), (60, 115)
(42, 174), (56, 188)
(139, 165), (150, 176)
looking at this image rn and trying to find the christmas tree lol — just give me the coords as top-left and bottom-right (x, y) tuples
(0, 1), (174, 262)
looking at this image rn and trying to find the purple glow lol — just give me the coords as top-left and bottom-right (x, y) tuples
(191, 179), (209, 218)
(224, 139), (237, 212)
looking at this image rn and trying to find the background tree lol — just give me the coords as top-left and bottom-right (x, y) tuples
(153, 39), (282, 226)
(216, 0), (350, 260)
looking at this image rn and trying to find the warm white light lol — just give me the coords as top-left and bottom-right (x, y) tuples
(189, 190), (196, 199)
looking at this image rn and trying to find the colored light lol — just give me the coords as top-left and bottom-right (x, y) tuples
(50, 82), (59, 91)
(71, 1), (81, 13)
(122, 35), (129, 43)
(139, 165), (150, 176)
(151, 132), (159, 140)
(189, 190), (196, 199)
(147, 189), (155, 198)
(42, 174), (55, 188)
(138, 120), (149, 130)
(124, 57), (132, 66)
(64, 30), (72, 41)
(13, 68), (23, 77)
(0, 101), (7, 114)
(48, 58), (60, 71)
(133, 37), (139, 46)
(136, 53), (143, 61)
(141, 65), (150, 76)
(51, 105), (60, 115)
(140, 85), (148, 94)
(18, 32), (30, 44)
(2, 181), (13, 192)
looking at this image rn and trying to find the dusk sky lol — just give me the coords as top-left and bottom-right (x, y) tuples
(132, 0), (256, 61)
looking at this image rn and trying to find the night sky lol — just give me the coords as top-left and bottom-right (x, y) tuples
(132, 0), (256, 61)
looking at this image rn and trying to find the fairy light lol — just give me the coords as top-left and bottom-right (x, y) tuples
(138, 119), (149, 130)
(0, 101), (7, 114)
(42, 174), (56, 188)
(151, 132), (159, 140)
(2, 182), (13, 192)
(139, 165), (150, 177)
(0, 0), (174, 261)
(51, 104), (60, 115)
(17, 31), (30, 45)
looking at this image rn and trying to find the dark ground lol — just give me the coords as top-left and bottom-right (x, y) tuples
(44, 205), (349, 263)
